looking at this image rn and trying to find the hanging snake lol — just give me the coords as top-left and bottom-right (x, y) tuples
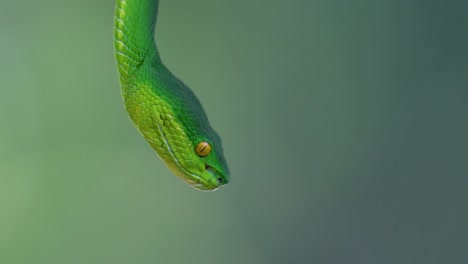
(114, 0), (230, 191)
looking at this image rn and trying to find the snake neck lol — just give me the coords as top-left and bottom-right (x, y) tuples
(114, 0), (161, 83)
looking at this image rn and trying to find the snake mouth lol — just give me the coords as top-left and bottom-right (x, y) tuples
(206, 165), (224, 184)
(175, 165), (224, 191)
(186, 164), (230, 191)
(197, 165), (226, 190)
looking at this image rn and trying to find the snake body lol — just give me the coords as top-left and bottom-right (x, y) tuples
(114, 0), (229, 191)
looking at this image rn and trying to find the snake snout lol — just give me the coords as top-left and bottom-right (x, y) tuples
(204, 165), (229, 188)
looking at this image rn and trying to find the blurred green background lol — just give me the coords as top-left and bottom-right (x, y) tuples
(1, 0), (467, 263)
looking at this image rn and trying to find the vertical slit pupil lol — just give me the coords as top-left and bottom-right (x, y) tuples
(196, 142), (211, 156)
(200, 145), (207, 153)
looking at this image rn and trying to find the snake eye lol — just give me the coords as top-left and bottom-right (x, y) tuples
(195, 142), (211, 157)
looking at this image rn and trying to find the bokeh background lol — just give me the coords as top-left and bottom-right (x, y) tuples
(1, 0), (467, 263)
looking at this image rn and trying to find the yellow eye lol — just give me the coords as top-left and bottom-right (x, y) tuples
(195, 142), (211, 157)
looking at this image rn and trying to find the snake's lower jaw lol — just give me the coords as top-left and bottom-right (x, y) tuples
(190, 166), (228, 191)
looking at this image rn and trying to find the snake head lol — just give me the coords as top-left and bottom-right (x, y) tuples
(179, 127), (230, 191)
(136, 101), (230, 191)
(162, 134), (230, 191)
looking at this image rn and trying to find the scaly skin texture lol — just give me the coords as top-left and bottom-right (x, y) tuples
(114, 0), (229, 191)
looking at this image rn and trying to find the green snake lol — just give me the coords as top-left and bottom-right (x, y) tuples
(114, 0), (229, 191)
